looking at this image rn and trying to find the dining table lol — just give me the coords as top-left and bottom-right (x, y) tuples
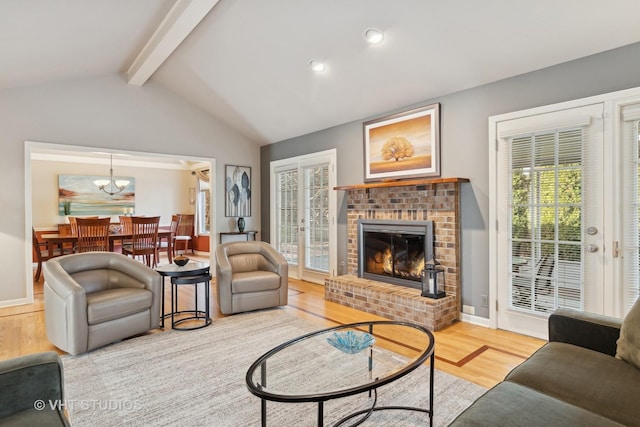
(41, 228), (174, 262)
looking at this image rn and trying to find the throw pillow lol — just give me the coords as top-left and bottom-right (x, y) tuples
(616, 298), (640, 369)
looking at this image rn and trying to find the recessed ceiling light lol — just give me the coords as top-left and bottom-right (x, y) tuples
(309, 60), (326, 72)
(364, 28), (384, 44)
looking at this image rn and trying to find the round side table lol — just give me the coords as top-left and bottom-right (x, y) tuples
(155, 261), (210, 329)
(170, 273), (213, 330)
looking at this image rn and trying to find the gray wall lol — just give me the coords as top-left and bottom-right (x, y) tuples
(0, 74), (261, 304)
(261, 41), (640, 318)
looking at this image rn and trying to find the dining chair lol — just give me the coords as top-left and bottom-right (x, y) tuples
(32, 228), (61, 281)
(75, 217), (111, 252)
(118, 215), (134, 250)
(68, 216), (98, 236)
(173, 214), (195, 256)
(67, 216), (99, 253)
(157, 214), (179, 262)
(122, 216), (160, 267)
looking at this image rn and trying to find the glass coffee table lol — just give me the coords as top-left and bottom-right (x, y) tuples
(246, 321), (435, 426)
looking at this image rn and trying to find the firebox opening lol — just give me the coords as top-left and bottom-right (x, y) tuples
(357, 219), (434, 290)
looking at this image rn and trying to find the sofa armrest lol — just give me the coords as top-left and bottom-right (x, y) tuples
(0, 352), (67, 421)
(548, 308), (622, 356)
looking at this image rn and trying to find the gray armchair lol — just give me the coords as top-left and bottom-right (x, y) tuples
(44, 252), (162, 355)
(0, 351), (69, 425)
(215, 241), (288, 314)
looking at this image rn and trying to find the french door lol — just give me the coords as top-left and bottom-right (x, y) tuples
(271, 150), (337, 284)
(494, 104), (605, 338)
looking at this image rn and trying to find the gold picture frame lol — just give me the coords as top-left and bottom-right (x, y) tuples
(363, 103), (440, 182)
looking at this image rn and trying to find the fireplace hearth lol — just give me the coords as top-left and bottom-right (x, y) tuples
(357, 219), (434, 290)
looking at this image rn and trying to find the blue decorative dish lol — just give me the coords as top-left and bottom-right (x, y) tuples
(326, 330), (375, 354)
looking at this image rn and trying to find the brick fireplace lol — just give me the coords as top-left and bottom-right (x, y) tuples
(325, 177), (468, 331)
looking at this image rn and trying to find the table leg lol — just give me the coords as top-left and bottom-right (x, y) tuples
(161, 276), (166, 328)
(317, 401), (324, 427)
(429, 351), (434, 427)
(260, 362), (267, 426)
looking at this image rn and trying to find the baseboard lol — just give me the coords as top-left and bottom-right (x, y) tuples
(0, 297), (33, 308)
(459, 312), (492, 328)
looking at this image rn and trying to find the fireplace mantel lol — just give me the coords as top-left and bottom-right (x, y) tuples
(334, 177), (469, 191)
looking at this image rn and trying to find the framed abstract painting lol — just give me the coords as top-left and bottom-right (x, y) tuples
(225, 165), (251, 217)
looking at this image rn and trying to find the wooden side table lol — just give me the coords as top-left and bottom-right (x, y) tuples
(219, 230), (258, 243)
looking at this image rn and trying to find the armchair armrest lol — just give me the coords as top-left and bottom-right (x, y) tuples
(549, 308), (622, 356)
(0, 352), (68, 424)
(215, 245), (234, 307)
(259, 243), (289, 278)
(108, 254), (161, 292)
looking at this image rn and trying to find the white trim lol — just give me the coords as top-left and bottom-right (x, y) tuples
(496, 115), (593, 138)
(459, 312), (492, 328)
(0, 297), (32, 309)
(270, 149), (338, 283)
(23, 141), (217, 306)
(489, 85), (640, 333)
(23, 142), (35, 305)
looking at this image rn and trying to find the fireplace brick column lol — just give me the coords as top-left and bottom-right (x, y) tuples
(325, 179), (467, 331)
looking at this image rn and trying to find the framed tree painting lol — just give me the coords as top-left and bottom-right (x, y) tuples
(225, 165), (251, 217)
(363, 103), (440, 182)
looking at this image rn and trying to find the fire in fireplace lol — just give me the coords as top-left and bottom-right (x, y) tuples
(357, 219), (434, 290)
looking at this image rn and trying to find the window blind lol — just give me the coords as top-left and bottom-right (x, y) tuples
(508, 127), (585, 314)
(621, 105), (640, 314)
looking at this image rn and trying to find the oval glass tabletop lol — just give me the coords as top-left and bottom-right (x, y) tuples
(246, 321), (434, 403)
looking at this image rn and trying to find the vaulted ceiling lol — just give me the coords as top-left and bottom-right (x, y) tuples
(3, 0), (640, 145)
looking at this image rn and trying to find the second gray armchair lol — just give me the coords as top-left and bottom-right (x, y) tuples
(215, 241), (288, 314)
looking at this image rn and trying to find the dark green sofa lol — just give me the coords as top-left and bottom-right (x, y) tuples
(450, 308), (640, 426)
(0, 351), (69, 426)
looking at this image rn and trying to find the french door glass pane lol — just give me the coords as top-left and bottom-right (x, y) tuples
(277, 169), (298, 265)
(304, 165), (329, 273)
(509, 129), (584, 314)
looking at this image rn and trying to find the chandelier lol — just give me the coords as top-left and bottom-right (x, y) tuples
(94, 154), (130, 196)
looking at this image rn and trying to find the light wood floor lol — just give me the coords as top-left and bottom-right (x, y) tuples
(0, 254), (545, 389)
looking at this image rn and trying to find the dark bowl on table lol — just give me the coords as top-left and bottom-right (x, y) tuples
(174, 256), (189, 266)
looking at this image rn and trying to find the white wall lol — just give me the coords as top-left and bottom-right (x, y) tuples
(0, 73), (261, 305)
(31, 159), (193, 229)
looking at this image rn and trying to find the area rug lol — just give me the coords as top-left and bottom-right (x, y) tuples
(62, 309), (485, 426)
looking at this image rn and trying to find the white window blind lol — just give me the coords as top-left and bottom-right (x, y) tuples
(621, 105), (640, 314)
(275, 167), (299, 264)
(508, 127), (585, 314)
(303, 164), (330, 273)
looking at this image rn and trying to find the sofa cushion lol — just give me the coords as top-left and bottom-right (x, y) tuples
(505, 342), (640, 427)
(86, 288), (152, 325)
(231, 271), (280, 294)
(616, 297), (640, 369)
(449, 381), (624, 427)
